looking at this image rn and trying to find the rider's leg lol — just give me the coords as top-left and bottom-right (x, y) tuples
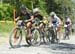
(54, 24), (58, 41)
(66, 27), (70, 39)
(39, 23), (44, 31)
(64, 27), (67, 39)
(14, 29), (17, 38)
(26, 22), (32, 38)
(14, 29), (17, 42)
(39, 23), (45, 43)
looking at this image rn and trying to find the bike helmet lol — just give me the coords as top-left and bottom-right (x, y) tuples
(33, 8), (39, 14)
(20, 5), (27, 11)
(50, 12), (56, 16)
(65, 16), (68, 19)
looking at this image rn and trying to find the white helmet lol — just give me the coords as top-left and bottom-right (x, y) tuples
(50, 12), (56, 16)
(33, 8), (39, 13)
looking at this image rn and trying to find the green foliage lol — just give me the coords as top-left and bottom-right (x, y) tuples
(0, 2), (13, 20)
(46, 0), (72, 18)
(0, 0), (74, 20)
(37, 0), (47, 15)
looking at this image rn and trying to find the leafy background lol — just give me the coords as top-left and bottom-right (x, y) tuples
(0, 0), (75, 20)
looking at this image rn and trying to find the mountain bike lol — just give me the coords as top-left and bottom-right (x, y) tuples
(48, 24), (59, 43)
(31, 18), (47, 46)
(63, 25), (70, 39)
(9, 20), (32, 48)
(45, 24), (52, 44)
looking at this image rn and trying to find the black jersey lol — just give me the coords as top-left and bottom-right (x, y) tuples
(34, 14), (43, 20)
(17, 12), (32, 20)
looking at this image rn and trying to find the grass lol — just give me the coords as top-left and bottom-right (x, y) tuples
(0, 21), (14, 37)
(0, 21), (26, 37)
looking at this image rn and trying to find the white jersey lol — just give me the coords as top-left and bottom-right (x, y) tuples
(54, 15), (61, 25)
(65, 18), (71, 22)
(64, 18), (72, 27)
(49, 15), (62, 27)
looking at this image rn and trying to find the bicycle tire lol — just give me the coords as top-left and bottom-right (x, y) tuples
(9, 27), (22, 48)
(31, 28), (40, 46)
(45, 29), (52, 44)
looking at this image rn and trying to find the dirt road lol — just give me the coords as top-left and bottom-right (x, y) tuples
(0, 35), (75, 54)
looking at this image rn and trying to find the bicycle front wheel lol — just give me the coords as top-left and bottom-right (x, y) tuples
(31, 28), (40, 46)
(45, 29), (52, 44)
(9, 27), (22, 48)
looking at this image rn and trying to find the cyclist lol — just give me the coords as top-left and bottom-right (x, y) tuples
(49, 12), (61, 27)
(15, 5), (34, 39)
(63, 16), (72, 39)
(33, 8), (46, 43)
(33, 8), (44, 31)
(43, 16), (49, 26)
(49, 12), (61, 42)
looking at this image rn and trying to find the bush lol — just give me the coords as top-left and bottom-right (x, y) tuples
(0, 3), (13, 20)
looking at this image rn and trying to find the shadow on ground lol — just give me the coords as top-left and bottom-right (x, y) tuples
(9, 42), (75, 51)
(44, 43), (75, 51)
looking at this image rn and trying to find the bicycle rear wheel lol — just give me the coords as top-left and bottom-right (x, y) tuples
(9, 27), (22, 48)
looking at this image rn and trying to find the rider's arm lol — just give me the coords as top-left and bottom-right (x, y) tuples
(57, 17), (61, 25)
(15, 16), (21, 21)
(25, 13), (34, 22)
(54, 15), (61, 25)
(49, 17), (52, 25)
(26, 15), (34, 22)
(15, 12), (22, 21)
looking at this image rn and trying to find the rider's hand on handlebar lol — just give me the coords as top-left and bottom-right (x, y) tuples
(39, 21), (43, 23)
(15, 18), (19, 22)
(24, 20), (29, 23)
(64, 25), (67, 27)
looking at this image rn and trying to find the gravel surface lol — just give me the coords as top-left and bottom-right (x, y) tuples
(0, 35), (75, 54)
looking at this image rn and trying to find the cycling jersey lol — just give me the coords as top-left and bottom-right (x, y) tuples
(65, 18), (71, 25)
(49, 15), (61, 27)
(65, 22), (70, 25)
(33, 13), (44, 25)
(52, 15), (59, 25)
(17, 12), (32, 20)
(52, 17), (57, 24)
(34, 14), (43, 20)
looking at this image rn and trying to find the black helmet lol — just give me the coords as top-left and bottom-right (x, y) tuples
(20, 5), (27, 10)
(65, 16), (68, 19)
